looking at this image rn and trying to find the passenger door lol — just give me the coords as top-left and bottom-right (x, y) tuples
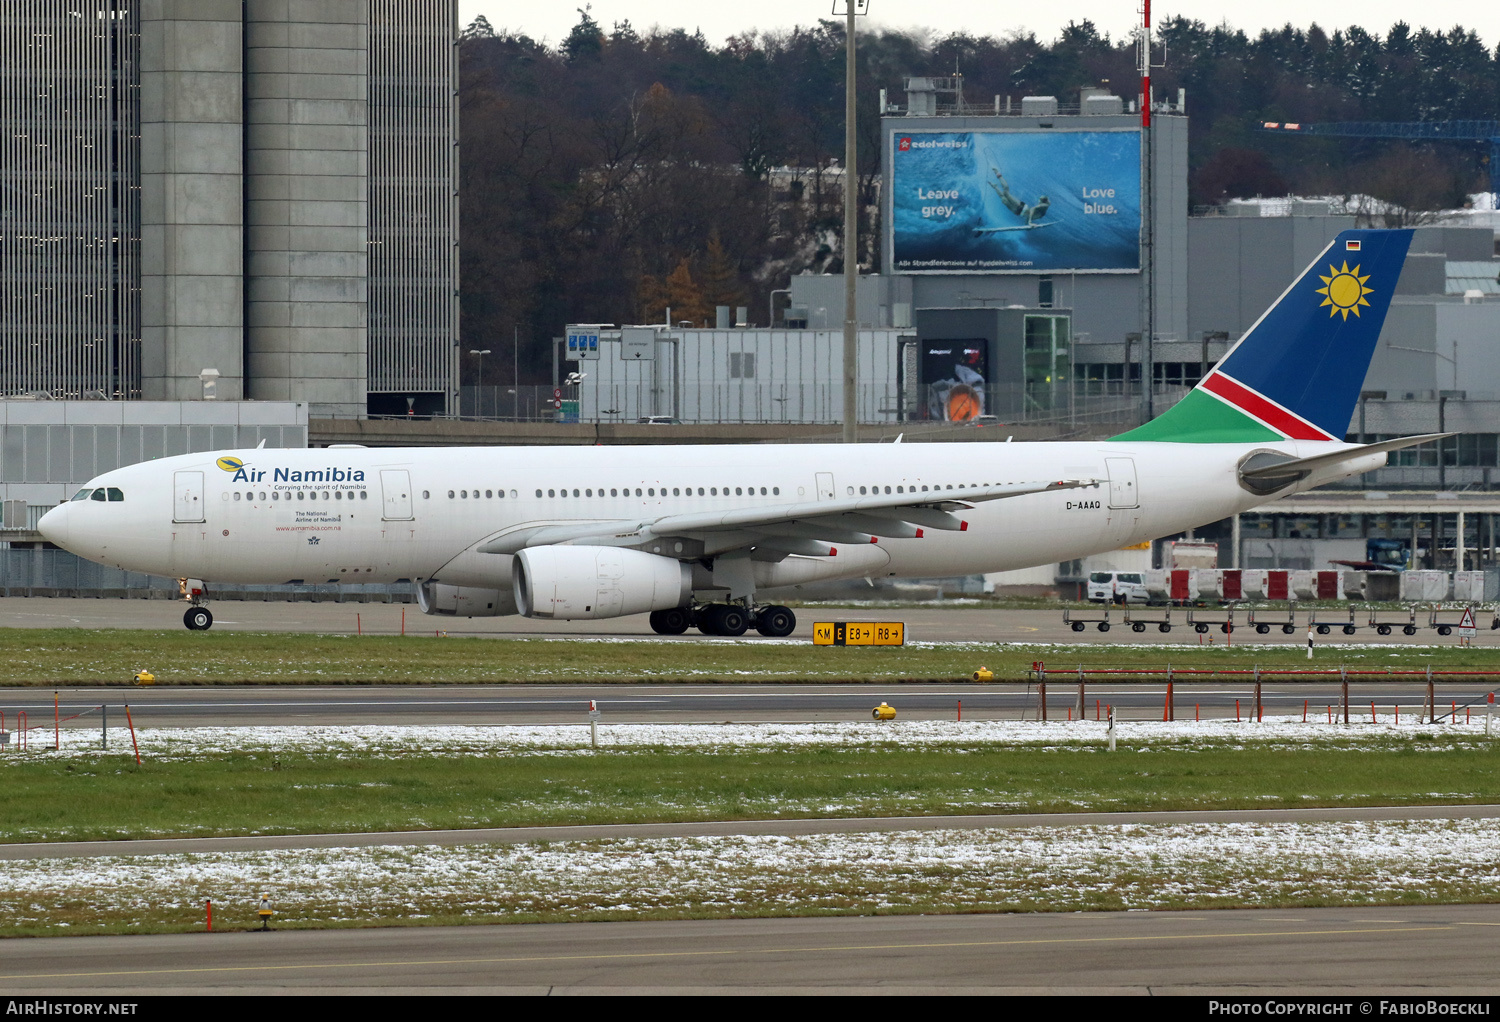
(815, 472), (836, 501)
(380, 470), (414, 521)
(173, 471), (204, 523)
(1105, 458), (1139, 509)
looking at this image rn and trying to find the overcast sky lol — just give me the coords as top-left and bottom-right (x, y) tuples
(458, 1), (1499, 51)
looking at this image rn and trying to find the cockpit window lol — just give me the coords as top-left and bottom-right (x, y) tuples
(108, 488), (124, 501)
(90, 489), (107, 501)
(73, 488), (95, 502)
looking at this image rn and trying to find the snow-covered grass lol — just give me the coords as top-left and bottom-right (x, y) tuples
(9, 716), (1496, 763)
(2, 818), (1497, 937)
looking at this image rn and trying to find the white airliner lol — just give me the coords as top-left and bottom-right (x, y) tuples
(40, 229), (1442, 636)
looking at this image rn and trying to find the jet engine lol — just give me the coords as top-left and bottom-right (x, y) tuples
(513, 545), (691, 620)
(415, 581), (517, 618)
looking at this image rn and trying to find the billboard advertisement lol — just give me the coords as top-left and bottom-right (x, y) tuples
(889, 129), (1141, 274)
(922, 340), (988, 422)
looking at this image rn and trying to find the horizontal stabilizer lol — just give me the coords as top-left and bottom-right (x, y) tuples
(1240, 434), (1450, 491)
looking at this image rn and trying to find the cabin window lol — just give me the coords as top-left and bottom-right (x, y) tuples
(260, 493), (267, 502)
(497, 489), (505, 499)
(859, 486), (866, 495)
(535, 489), (543, 498)
(360, 491), (368, 500)
(297, 491), (305, 500)
(336, 491), (344, 500)
(610, 488), (617, 497)
(773, 487), (780, 495)
(510, 490), (518, 499)
(648, 488), (655, 497)
(760, 487), (767, 495)
(697, 487), (705, 496)
(322, 491), (331, 500)
(485, 489), (492, 498)
(573, 489), (581, 498)
(423, 490), (430, 499)
(548, 489), (555, 498)
(710, 487), (717, 496)
(585, 489), (592, 497)
(447, 490), (455, 498)
(233, 492), (242, 501)
(635, 488), (643, 497)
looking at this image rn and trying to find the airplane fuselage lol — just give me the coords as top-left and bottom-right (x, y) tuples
(41, 438), (1378, 592)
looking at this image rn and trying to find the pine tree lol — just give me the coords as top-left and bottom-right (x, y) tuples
(699, 232), (745, 316)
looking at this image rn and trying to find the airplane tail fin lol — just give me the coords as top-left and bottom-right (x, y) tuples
(1114, 228), (1413, 443)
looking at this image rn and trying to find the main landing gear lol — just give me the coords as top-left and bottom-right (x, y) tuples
(183, 606), (213, 630)
(648, 603), (797, 638)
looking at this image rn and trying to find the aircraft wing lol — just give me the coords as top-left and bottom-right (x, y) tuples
(478, 478), (1101, 557)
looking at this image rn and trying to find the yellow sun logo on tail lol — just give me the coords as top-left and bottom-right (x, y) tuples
(1315, 262), (1373, 319)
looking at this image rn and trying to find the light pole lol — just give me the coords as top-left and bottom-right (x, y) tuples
(839, 0), (868, 444)
(469, 348), (491, 418)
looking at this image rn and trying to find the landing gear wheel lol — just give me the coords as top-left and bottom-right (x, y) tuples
(1377, 625), (1392, 636)
(1132, 622), (1146, 633)
(715, 604), (748, 637)
(1256, 624), (1270, 635)
(184, 607), (213, 631)
(755, 605), (796, 637)
(698, 604), (748, 637)
(649, 608), (690, 635)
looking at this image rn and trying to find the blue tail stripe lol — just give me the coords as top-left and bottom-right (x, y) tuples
(1212, 229), (1413, 438)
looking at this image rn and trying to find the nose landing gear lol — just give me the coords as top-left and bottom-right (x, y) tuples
(179, 578), (213, 630)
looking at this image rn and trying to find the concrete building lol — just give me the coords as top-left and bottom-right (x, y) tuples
(1, 0), (458, 417)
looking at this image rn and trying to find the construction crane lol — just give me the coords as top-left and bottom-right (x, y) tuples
(1260, 120), (1500, 206)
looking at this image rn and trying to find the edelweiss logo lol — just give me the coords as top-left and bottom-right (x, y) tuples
(898, 137), (912, 151)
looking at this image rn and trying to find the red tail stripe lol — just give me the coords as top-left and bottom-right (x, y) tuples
(1201, 373), (1335, 441)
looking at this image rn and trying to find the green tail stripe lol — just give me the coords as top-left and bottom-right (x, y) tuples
(1112, 389), (1283, 443)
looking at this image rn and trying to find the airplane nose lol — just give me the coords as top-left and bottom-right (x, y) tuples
(37, 503), (70, 548)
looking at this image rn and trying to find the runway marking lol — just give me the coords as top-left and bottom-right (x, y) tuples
(0, 925), (1456, 982)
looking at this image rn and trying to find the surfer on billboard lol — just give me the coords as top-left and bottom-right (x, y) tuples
(973, 168), (1055, 235)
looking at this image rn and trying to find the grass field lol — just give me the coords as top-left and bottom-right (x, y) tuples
(3, 627), (1500, 685)
(2, 730), (1498, 937)
(5, 818), (1499, 937)
(3, 734), (1496, 844)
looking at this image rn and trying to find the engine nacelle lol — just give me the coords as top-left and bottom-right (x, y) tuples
(415, 581), (517, 618)
(514, 545), (692, 620)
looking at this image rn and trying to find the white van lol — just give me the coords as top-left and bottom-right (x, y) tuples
(1087, 571), (1150, 604)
